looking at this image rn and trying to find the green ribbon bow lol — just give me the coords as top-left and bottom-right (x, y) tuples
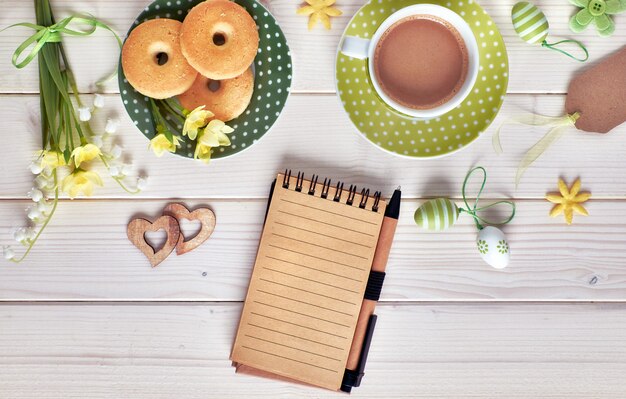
(2, 14), (121, 74)
(493, 113), (580, 187)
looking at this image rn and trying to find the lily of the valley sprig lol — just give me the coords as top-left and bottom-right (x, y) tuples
(2, 0), (147, 263)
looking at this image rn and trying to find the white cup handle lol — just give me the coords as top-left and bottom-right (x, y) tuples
(340, 36), (370, 59)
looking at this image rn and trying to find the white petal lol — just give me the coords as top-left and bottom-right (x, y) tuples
(13, 228), (25, 242)
(78, 107), (92, 122)
(136, 177), (148, 190)
(110, 145), (123, 159)
(25, 227), (37, 240)
(27, 208), (40, 221)
(29, 162), (43, 175)
(28, 188), (43, 202)
(93, 94), (105, 108)
(105, 119), (119, 134)
(35, 178), (46, 189)
(36, 201), (50, 213)
(109, 166), (120, 177)
(3, 246), (14, 260)
(121, 163), (132, 175)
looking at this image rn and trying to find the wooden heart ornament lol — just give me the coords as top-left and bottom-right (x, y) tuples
(163, 203), (216, 255)
(127, 216), (181, 267)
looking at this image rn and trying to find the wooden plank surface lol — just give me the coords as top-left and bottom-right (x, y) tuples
(0, 0), (624, 94)
(1, 303), (626, 398)
(1, 198), (624, 301)
(1, 0), (626, 396)
(1, 94), (625, 200)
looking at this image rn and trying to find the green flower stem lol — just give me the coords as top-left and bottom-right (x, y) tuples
(10, 172), (59, 264)
(98, 155), (140, 194)
(164, 97), (187, 115)
(159, 99), (186, 125)
(149, 98), (176, 142)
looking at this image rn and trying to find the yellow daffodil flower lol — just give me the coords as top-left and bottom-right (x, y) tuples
(36, 150), (66, 170)
(61, 170), (103, 198)
(297, 0), (342, 30)
(193, 119), (234, 163)
(546, 178), (591, 225)
(183, 106), (214, 140)
(194, 142), (213, 163)
(149, 134), (181, 157)
(71, 143), (101, 168)
(203, 119), (234, 146)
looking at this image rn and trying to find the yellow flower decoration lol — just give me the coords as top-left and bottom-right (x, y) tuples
(70, 144), (101, 168)
(194, 119), (234, 163)
(149, 134), (181, 157)
(61, 170), (103, 198)
(546, 178), (591, 225)
(36, 150), (66, 169)
(297, 0), (342, 30)
(194, 143), (213, 163)
(183, 106), (214, 140)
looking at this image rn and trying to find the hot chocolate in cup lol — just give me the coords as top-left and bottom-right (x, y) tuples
(340, 4), (479, 120)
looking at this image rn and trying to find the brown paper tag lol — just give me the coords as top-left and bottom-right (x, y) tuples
(565, 46), (626, 134)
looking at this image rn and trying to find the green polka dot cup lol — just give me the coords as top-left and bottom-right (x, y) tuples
(336, 0), (509, 159)
(340, 4), (479, 119)
(118, 0), (292, 160)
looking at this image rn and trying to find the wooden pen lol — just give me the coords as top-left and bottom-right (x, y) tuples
(341, 188), (401, 391)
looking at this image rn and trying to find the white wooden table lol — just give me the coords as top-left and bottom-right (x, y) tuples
(1, 1), (626, 397)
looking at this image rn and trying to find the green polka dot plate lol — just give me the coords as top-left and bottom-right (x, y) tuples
(118, 0), (292, 160)
(336, 0), (509, 158)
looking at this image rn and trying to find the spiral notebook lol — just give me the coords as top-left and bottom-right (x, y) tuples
(231, 171), (387, 391)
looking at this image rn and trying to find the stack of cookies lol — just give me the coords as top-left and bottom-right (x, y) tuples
(121, 0), (259, 122)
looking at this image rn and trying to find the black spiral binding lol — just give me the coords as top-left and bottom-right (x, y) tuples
(321, 178), (331, 199)
(282, 170), (380, 212)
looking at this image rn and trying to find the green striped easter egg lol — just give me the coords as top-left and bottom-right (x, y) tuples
(511, 2), (549, 44)
(414, 198), (460, 231)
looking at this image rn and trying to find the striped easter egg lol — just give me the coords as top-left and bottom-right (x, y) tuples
(511, 2), (549, 44)
(414, 198), (460, 231)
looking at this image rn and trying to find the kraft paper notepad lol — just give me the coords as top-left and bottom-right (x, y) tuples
(231, 172), (387, 391)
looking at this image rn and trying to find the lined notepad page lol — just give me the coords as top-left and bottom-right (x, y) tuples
(231, 174), (386, 390)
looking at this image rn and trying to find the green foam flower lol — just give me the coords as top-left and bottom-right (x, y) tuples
(569, 0), (626, 36)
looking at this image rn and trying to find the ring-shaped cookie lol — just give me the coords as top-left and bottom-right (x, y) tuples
(122, 19), (198, 99)
(180, 0), (259, 79)
(178, 67), (254, 121)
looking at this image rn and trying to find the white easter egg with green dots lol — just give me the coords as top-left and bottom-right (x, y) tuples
(476, 226), (510, 269)
(119, 0), (292, 160)
(414, 198), (460, 231)
(511, 2), (549, 44)
(336, 0), (509, 158)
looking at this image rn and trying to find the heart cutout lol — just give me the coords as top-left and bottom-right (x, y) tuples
(127, 216), (180, 267)
(144, 229), (168, 252)
(178, 218), (202, 241)
(163, 203), (216, 255)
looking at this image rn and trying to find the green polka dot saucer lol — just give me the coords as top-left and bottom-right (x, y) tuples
(336, 0), (509, 158)
(118, 0), (292, 160)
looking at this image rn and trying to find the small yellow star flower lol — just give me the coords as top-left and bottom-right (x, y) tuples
(61, 170), (103, 198)
(149, 134), (181, 157)
(36, 150), (66, 170)
(71, 143), (101, 168)
(297, 0), (342, 30)
(546, 178), (591, 225)
(183, 106), (214, 140)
